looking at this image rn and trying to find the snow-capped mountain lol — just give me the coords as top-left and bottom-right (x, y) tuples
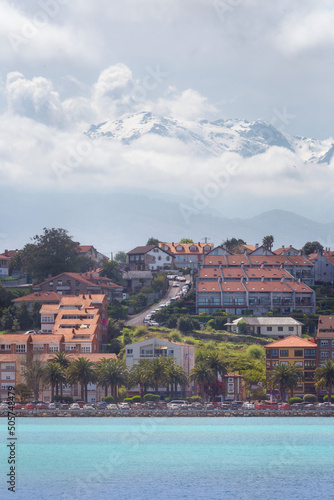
(85, 111), (334, 163)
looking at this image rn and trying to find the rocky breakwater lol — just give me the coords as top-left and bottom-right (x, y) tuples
(1, 409), (334, 417)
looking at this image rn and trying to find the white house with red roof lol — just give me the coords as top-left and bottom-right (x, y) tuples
(127, 245), (174, 271)
(159, 242), (213, 269)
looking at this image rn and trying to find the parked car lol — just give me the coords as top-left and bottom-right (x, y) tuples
(83, 404), (94, 410)
(48, 403), (57, 410)
(304, 404), (316, 409)
(264, 402), (279, 410)
(95, 402), (107, 410)
(220, 404), (231, 410)
(148, 320), (159, 326)
(69, 403), (81, 410)
(318, 402), (334, 409)
(14, 403), (22, 410)
(172, 282), (179, 287)
(254, 403), (267, 409)
(36, 403), (48, 409)
(189, 402), (203, 410)
(24, 403), (35, 409)
(279, 403), (291, 410)
(31, 400), (46, 406)
(205, 403), (215, 410)
(106, 404), (118, 410)
(132, 403), (142, 409)
(243, 403), (255, 409)
(75, 401), (86, 408)
(118, 403), (130, 410)
(0, 402), (9, 409)
(60, 403), (69, 409)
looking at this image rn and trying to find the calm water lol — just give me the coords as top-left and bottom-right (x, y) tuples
(1, 417), (334, 500)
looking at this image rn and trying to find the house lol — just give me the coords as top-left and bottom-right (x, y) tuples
(226, 317), (304, 338)
(159, 242), (214, 269)
(12, 291), (62, 312)
(121, 270), (153, 293)
(127, 245), (174, 271)
(231, 244), (255, 254)
(32, 272), (123, 303)
(308, 250), (334, 284)
(78, 245), (109, 265)
(223, 372), (244, 402)
(0, 354), (22, 402)
(0, 253), (10, 277)
(265, 336), (317, 398)
(274, 245), (300, 256)
(125, 338), (195, 397)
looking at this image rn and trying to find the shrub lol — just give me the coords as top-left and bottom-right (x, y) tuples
(303, 394), (317, 403)
(144, 393), (160, 402)
(171, 331), (183, 342)
(131, 396), (141, 403)
(288, 397), (303, 405)
(323, 395), (334, 402)
(166, 316), (177, 328)
(123, 398), (132, 403)
(102, 396), (115, 404)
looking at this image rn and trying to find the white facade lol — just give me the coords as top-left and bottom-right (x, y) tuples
(227, 317), (303, 338)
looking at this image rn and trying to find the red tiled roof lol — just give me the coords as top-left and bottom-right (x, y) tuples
(0, 334), (31, 342)
(159, 242), (213, 255)
(317, 315), (334, 334)
(0, 254), (10, 260)
(78, 245), (94, 253)
(127, 245), (158, 255)
(31, 334), (64, 343)
(197, 281), (222, 292)
(12, 292), (61, 303)
(265, 335), (316, 348)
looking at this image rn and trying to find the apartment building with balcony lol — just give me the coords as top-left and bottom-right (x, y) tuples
(159, 242), (213, 269)
(265, 336), (317, 398)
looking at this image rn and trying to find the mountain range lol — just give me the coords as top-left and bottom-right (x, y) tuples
(85, 111), (334, 163)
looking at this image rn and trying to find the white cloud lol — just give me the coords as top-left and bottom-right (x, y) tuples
(155, 88), (218, 121)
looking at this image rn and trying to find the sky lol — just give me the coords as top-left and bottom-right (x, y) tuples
(1, 0), (334, 254)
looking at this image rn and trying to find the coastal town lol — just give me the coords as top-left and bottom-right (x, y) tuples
(1, 231), (334, 413)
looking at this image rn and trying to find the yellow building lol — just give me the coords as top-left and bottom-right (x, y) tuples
(265, 336), (317, 398)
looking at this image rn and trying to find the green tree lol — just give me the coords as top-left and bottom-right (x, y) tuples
(314, 360), (334, 403)
(115, 251), (127, 264)
(15, 228), (94, 283)
(14, 383), (33, 403)
(302, 241), (324, 255)
(99, 260), (122, 284)
(146, 237), (160, 246)
(237, 320), (248, 335)
(14, 302), (32, 330)
(43, 362), (66, 401)
(189, 362), (215, 403)
(177, 315), (195, 333)
(268, 364), (303, 402)
(262, 235), (274, 250)
(0, 308), (13, 330)
(23, 356), (45, 400)
(180, 238), (194, 243)
(66, 357), (96, 401)
(146, 357), (167, 395)
(11, 318), (20, 332)
(163, 357), (188, 398)
(222, 238), (246, 251)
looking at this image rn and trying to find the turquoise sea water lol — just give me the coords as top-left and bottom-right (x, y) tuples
(1, 417), (334, 500)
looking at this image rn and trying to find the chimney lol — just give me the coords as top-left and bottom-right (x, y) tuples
(290, 244), (292, 248)
(282, 245), (284, 248)
(261, 276), (265, 282)
(255, 243), (259, 249)
(4, 249), (8, 256)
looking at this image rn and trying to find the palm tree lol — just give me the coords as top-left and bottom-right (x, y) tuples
(146, 357), (167, 395)
(66, 357), (96, 401)
(164, 358), (188, 398)
(49, 352), (71, 396)
(314, 360), (334, 403)
(96, 358), (128, 400)
(189, 362), (215, 403)
(43, 362), (66, 401)
(268, 364), (303, 402)
(127, 360), (151, 402)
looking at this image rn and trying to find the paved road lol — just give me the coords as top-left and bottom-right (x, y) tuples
(125, 279), (187, 326)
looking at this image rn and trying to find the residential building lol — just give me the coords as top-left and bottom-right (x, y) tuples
(0, 334), (33, 356)
(40, 294), (109, 350)
(223, 372), (244, 402)
(127, 245), (174, 271)
(0, 253), (10, 276)
(126, 338), (195, 397)
(274, 245), (300, 256)
(265, 336), (317, 398)
(78, 245), (109, 265)
(316, 315), (334, 399)
(12, 291), (61, 312)
(33, 272), (123, 303)
(0, 355), (22, 402)
(122, 270), (153, 293)
(196, 278), (315, 315)
(159, 242), (214, 269)
(308, 250), (334, 284)
(226, 317), (303, 338)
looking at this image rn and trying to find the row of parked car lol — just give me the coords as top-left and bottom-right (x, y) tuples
(143, 281), (192, 326)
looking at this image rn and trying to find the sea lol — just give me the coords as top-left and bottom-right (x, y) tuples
(1, 416), (334, 500)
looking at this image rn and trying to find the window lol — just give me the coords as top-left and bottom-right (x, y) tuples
(16, 344), (26, 353)
(305, 349), (316, 358)
(81, 346), (91, 353)
(280, 361), (289, 366)
(288, 327), (294, 331)
(320, 340), (329, 347)
(267, 327), (272, 332)
(1, 363), (15, 370)
(332, 340), (334, 347)
(272, 349), (279, 358)
(278, 327), (283, 332)
(280, 350), (289, 357)
(294, 350), (303, 357)
(49, 346), (59, 352)
(294, 361), (303, 367)
(320, 351), (329, 359)
(49, 281), (53, 287)
(0, 345), (11, 351)
(305, 360), (316, 368)
(58, 280), (62, 286)
(127, 349), (133, 355)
